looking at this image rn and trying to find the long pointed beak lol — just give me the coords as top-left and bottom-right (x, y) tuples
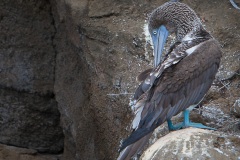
(152, 25), (169, 67)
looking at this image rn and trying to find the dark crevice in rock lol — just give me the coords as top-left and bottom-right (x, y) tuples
(78, 26), (111, 45)
(48, 0), (58, 89)
(85, 35), (109, 45)
(0, 85), (55, 99)
(89, 13), (120, 19)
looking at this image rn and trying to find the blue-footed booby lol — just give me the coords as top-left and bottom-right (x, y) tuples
(117, 1), (222, 160)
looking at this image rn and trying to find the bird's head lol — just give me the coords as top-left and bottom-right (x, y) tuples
(148, 2), (201, 67)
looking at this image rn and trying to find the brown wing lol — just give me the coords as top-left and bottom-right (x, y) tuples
(120, 39), (222, 151)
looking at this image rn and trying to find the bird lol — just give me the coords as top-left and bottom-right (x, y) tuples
(117, 1), (222, 160)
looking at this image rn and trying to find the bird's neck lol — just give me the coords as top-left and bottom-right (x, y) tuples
(176, 19), (203, 41)
(171, 26), (212, 56)
(181, 25), (212, 43)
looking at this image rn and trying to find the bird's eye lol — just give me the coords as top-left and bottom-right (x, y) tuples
(153, 30), (157, 35)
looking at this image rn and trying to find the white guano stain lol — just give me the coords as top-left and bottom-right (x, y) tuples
(143, 22), (153, 59)
(182, 140), (193, 157)
(214, 148), (229, 157)
(201, 139), (211, 157)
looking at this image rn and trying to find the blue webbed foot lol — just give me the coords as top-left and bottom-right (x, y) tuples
(167, 120), (183, 131)
(167, 109), (216, 131)
(184, 122), (216, 130)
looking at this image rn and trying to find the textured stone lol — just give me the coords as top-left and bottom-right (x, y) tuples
(0, 89), (63, 153)
(141, 128), (240, 160)
(0, 0), (55, 94)
(88, 0), (120, 17)
(216, 51), (240, 81)
(0, 0), (63, 154)
(231, 99), (240, 117)
(0, 144), (61, 160)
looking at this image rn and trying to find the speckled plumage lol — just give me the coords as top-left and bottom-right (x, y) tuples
(149, 2), (201, 40)
(118, 2), (222, 160)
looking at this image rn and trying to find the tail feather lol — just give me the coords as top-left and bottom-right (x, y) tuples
(117, 132), (152, 160)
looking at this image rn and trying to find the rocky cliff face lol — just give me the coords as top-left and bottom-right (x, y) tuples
(0, 0), (239, 160)
(0, 0), (63, 154)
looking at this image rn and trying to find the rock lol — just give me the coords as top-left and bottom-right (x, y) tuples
(0, 0), (63, 154)
(0, 89), (63, 153)
(0, 144), (61, 160)
(231, 99), (240, 117)
(216, 51), (240, 81)
(141, 128), (240, 160)
(88, 0), (120, 18)
(54, 30), (97, 159)
(0, 0), (56, 94)
(201, 104), (231, 128)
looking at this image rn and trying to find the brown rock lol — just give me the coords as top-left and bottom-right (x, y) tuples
(0, 144), (61, 160)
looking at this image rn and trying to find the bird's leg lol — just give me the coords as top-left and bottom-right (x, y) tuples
(182, 109), (216, 130)
(167, 105), (194, 131)
(167, 106), (216, 131)
(167, 119), (183, 131)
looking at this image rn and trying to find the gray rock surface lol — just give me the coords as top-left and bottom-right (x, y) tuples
(232, 99), (240, 117)
(141, 128), (240, 160)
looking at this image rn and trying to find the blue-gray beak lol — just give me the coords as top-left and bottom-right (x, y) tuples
(151, 25), (169, 67)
